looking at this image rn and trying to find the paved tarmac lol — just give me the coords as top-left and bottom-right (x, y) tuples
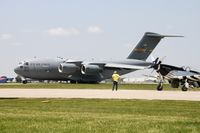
(0, 89), (199, 101)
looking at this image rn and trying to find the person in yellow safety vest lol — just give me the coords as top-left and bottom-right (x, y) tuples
(112, 71), (120, 91)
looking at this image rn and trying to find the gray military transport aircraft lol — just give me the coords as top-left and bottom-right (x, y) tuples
(14, 32), (182, 84)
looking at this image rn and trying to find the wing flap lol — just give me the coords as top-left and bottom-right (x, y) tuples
(65, 60), (83, 65)
(105, 63), (146, 70)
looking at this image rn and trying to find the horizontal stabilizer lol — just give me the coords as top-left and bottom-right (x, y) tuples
(146, 32), (184, 38)
(161, 35), (184, 38)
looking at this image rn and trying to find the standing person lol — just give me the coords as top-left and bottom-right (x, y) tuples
(112, 71), (120, 91)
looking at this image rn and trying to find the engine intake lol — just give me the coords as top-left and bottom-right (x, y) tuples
(81, 64), (102, 75)
(58, 63), (79, 74)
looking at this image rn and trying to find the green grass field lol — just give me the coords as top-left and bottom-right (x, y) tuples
(0, 98), (199, 133)
(0, 83), (199, 91)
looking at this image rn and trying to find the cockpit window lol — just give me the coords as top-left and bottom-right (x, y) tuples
(25, 62), (29, 65)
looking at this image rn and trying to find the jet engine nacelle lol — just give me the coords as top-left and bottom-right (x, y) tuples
(81, 64), (102, 75)
(58, 63), (79, 74)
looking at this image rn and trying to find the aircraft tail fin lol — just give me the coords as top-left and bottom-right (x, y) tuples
(127, 32), (183, 61)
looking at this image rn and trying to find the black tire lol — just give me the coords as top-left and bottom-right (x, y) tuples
(181, 85), (188, 91)
(192, 82), (199, 88)
(22, 80), (27, 84)
(70, 80), (76, 84)
(157, 83), (163, 91)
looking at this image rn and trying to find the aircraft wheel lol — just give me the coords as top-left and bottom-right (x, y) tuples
(22, 80), (27, 84)
(157, 83), (163, 91)
(181, 85), (188, 91)
(70, 80), (76, 84)
(192, 82), (199, 88)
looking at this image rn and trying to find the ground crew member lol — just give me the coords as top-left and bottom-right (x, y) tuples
(112, 71), (120, 91)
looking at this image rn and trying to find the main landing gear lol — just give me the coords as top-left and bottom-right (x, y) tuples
(22, 80), (27, 84)
(181, 79), (189, 91)
(156, 72), (164, 91)
(157, 82), (163, 91)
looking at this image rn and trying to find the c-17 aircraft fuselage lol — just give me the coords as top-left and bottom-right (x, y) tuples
(15, 58), (150, 83)
(14, 32), (182, 83)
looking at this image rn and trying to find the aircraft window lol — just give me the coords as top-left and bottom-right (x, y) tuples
(182, 66), (186, 70)
(19, 62), (23, 65)
(185, 67), (190, 72)
(24, 62), (29, 65)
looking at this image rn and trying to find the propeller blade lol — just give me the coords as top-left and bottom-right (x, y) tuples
(150, 55), (155, 62)
(150, 69), (155, 74)
(154, 57), (159, 64)
(160, 56), (166, 62)
(148, 57), (159, 69)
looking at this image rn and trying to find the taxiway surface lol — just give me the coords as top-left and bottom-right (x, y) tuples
(0, 89), (199, 101)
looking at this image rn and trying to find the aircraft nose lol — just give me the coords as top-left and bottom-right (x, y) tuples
(14, 66), (19, 74)
(14, 66), (22, 74)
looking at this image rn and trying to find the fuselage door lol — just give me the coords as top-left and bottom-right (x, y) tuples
(42, 64), (51, 73)
(23, 62), (29, 72)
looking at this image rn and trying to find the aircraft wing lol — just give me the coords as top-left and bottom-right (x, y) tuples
(104, 63), (147, 70)
(65, 60), (83, 65)
(60, 60), (148, 75)
(166, 70), (200, 81)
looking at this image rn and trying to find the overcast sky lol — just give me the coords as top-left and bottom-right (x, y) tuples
(0, 0), (200, 77)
